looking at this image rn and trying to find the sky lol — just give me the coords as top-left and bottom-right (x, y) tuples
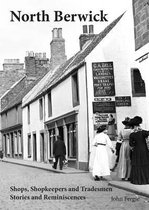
(0, 0), (130, 69)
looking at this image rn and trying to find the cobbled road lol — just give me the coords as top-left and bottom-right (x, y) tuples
(0, 161), (148, 210)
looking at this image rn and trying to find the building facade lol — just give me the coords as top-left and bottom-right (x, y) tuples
(132, 0), (149, 128)
(0, 53), (49, 158)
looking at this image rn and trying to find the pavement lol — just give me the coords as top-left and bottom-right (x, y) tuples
(1, 157), (149, 198)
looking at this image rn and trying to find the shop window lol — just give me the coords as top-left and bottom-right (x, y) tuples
(49, 129), (56, 158)
(72, 72), (80, 107)
(14, 132), (18, 155)
(18, 131), (22, 155)
(3, 134), (7, 156)
(39, 98), (43, 120)
(131, 68), (146, 97)
(27, 134), (31, 158)
(7, 134), (10, 155)
(67, 123), (76, 158)
(27, 105), (30, 124)
(48, 92), (52, 117)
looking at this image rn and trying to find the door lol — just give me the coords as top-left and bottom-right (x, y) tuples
(40, 133), (45, 162)
(58, 126), (64, 141)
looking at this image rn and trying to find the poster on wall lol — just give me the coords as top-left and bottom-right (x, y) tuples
(93, 101), (117, 140)
(92, 62), (115, 97)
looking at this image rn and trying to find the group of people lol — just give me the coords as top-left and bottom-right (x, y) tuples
(91, 115), (149, 185)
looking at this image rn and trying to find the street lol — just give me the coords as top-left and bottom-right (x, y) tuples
(0, 161), (148, 210)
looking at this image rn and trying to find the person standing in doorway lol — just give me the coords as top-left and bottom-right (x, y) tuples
(107, 114), (116, 141)
(53, 135), (66, 170)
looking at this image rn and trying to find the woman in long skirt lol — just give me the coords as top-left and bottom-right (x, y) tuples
(129, 116), (149, 185)
(92, 124), (115, 181)
(117, 117), (132, 180)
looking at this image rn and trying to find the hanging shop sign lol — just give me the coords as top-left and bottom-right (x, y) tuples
(115, 96), (131, 107)
(92, 62), (115, 97)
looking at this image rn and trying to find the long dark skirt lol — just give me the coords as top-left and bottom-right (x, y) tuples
(130, 165), (149, 185)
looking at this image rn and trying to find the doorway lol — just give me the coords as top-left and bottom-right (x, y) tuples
(33, 133), (37, 161)
(40, 133), (45, 162)
(58, 126), (64, 141)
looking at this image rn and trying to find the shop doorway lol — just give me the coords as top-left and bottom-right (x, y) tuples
(58, 126), (64, 141)
(40, 133), (45, 162)
(33, 133), (37, 161)
(10, 133), (14, 158)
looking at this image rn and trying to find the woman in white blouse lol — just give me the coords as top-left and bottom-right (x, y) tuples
(92, 124), (115, 181)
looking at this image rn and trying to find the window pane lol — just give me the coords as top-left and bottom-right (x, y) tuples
(28, 135), (31, 157)
(49, 129), (56, 157)
(39, 98), (43, 120)
(48, 92), (52, 117)
(132, 68), (146, 96)
(67, 123), (76, 158)
(72, 72), (79, 107)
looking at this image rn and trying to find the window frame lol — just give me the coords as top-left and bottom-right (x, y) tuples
(131, 68), (146, 97)
(27, 105), (30, 124)
(39, 97), (43, 120)
(71, 71), (80, 107)
(48, 92), (52, 117)
(27, 134), (31, 158)
(67, 122), (77, 159)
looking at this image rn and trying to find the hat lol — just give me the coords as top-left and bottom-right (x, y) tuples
(122, 117), (130, 125)
(128, 116), (142, 126)
(97, 124), (107, 133)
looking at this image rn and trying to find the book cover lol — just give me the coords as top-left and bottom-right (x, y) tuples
(0, 0), (149, 209)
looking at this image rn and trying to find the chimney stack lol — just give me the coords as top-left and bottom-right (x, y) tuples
(50, 28), (67, 70)
(25, 51), (49, 79)
(79, 25), (95, 50)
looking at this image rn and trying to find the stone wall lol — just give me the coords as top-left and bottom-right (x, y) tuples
(132, 0), (149, 50)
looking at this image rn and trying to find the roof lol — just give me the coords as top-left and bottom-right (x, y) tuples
(22, 12), (124, 107)
(0, 72), (48, 113)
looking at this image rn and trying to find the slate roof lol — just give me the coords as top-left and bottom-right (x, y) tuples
(22, 12), (124, 107)
(1, 12), (124, 112)
(0, 72), (48, 113)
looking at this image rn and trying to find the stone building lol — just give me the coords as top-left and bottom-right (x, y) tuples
(132, 0), (149, 128)
(0, 53), (49, 157)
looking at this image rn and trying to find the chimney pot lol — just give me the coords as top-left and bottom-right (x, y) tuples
(39, 53), (42, 59)
(30, 51), (34, 57)
(52, 28), (58, 39)
(58, 28), (62, 38)
(83, 25), (88, 34)
(89, 25), (94, 34)
(43, 52), (46, 58)
(26, 51), (29, 57)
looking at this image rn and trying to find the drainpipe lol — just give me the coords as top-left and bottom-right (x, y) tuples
(84, 62), (90, 171)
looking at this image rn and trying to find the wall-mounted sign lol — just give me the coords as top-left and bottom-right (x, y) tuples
(93, 101), (116, 113)
(92, 62), (115, 97)
(115, 96), (131, 107)
(94, 97), (112, 102)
